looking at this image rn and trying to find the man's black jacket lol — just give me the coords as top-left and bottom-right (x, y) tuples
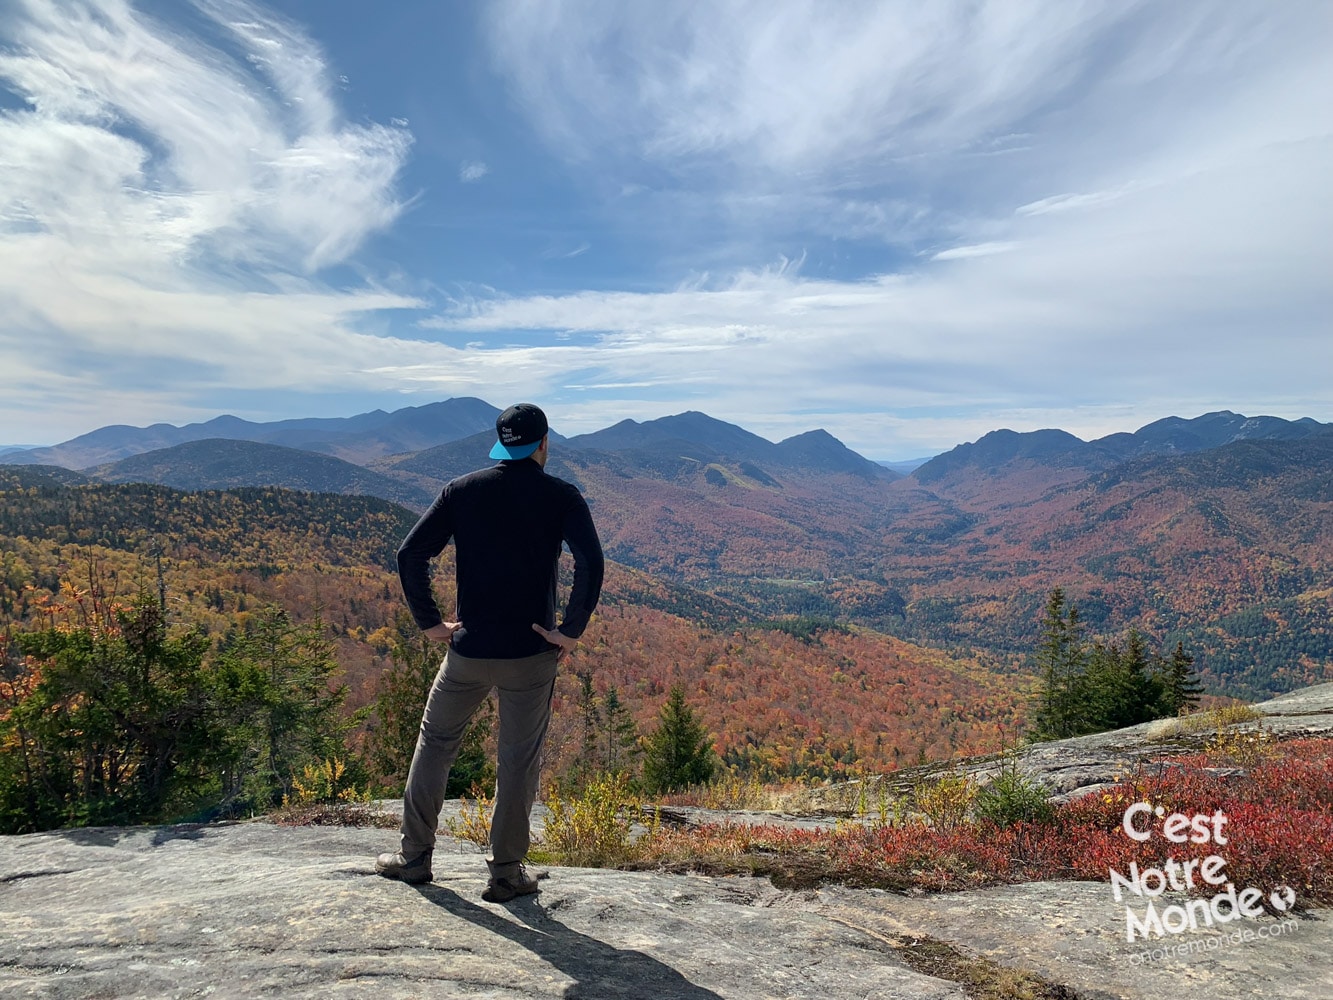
(396, 458), (604, 659)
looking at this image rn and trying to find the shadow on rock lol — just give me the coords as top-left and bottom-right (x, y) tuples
(414, 883), (724, 1000)
(46, 823), (214, 849)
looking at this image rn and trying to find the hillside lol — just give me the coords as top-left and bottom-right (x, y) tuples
(91, 439), (438, 510)
(0, 479), (1022, 773)
(565, 411), (895, 481)
(0, 464), (91, 489)
(874, 434), (1333, 699)
(914, 410), (1332, 493)
(545, 604), (1025, 778)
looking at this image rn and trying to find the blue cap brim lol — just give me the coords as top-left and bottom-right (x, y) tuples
(490, 439), (541, 460)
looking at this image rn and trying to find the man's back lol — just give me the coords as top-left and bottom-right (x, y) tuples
(397, 458), (603, 659)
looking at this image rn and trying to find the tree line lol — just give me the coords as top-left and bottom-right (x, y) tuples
(0, 575), (719, 835)
(1031, 587), (1202, 739)
(0, 582), (352, 833)
(3, 570), (1206, 836)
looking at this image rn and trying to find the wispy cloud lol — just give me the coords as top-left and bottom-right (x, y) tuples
(454, 0), (1332, 453)
(540, 241), (590, 260)
(931, 242), (1018, 261)
(459, 159), (489, 182)
(0, 0), (420, 436)
(416, 115), (1332, 454)
(485, 1), (1117, 175)
(1016, 188), (1133, 217)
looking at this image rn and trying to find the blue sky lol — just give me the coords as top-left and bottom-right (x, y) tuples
(1, 1), (1329, 459)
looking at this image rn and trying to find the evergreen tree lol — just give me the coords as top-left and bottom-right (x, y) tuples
(1082, 640), (1116, 731)
(1031, 589), (1200, 739)
(365, 612), (437, 788)
(1157, 641), (1203, 717)
(577, 672), (602, 766)
(1, 592), (216, 830)
(601, 685), (640, 775)
(1119, 629), (1164, 728)
(1084, 630), (1162, 731)
(1031, 588), (1091, 738)
(210, 604), (351, 809)
(642, 685), (717, 794)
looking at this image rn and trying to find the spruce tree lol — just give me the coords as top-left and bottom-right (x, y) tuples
(1120, 629), (1163, 728)
(577, 672), (602, 767)
(643, 685), (717, 794)
(1158, 641), (1203, 717)
(601, 685), (640, 775)
(1031, 588), (1091, 738)
(1032, 587), (1067, 737)
(1084, 630), (1162, 731)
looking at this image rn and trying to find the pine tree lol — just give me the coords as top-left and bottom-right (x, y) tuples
(577, 672), (602, 767)
(1157, 641), (1203, 717)
(1031, 588), (1092, 738)
(642, 685), (717, 794)
(601, 685), (640, 775)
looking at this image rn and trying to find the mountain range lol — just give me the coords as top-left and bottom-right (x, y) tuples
(1, 397), (502, 468)
(3, 401), (1331, 700)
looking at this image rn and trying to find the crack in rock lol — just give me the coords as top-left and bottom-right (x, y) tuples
(0, 869), (77, 884)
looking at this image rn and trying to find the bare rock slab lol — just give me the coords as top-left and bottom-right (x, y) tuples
(815, 882), (1332, 1000)
(0, 822), (958, 999)
(2, 821), (1329, 999)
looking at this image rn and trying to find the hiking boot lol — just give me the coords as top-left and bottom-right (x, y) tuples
(482, 865), (542, 903)
(375, 849), (433, 885)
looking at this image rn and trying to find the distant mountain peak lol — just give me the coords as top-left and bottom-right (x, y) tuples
(914, 410), (1331, 490)
(7, 397), (501, 470)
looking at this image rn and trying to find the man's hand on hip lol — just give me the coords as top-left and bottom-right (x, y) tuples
(532, 623), (577, 660)
(424, 621), (462, 642)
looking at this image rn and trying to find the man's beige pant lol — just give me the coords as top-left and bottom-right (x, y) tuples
(399, 647), (559, 880)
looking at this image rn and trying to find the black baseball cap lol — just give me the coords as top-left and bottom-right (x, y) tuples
(489, 403), (549, 460)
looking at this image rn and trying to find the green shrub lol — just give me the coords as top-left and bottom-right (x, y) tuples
(973, 753), (1054, 827)
(540, 771), (658, 867)
(912, 772), (975, 830)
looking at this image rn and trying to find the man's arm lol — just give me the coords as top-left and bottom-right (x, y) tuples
(556, 493), (604, 640)
(396, 488), (455, 631)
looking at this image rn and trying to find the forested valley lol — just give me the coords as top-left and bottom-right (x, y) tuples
(0, 476), (1028, 834)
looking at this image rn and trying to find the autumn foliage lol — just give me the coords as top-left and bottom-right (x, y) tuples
(631, 738), (1333, 905)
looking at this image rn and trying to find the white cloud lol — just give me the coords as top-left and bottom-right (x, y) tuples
(454, 0), (1333, 455)
(485, 1), (1114, 174)
(0, 0), (421, 440)
(930, 242), (1018, 261)
(414, 119), (1333, 456)
(459, 160), (489, 182)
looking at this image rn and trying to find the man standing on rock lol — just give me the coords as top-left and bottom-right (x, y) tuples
(376, 403), (604, 902)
